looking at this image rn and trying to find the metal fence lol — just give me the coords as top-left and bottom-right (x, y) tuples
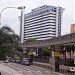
(33, 56), (49, 63)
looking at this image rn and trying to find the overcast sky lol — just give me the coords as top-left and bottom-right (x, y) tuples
(0, 0), (74, 35)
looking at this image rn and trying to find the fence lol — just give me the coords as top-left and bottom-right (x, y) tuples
(33, 56), (49, 63)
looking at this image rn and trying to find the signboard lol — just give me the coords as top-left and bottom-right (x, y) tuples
(28, 51), (33, 55)
(54, 51), (60, 56)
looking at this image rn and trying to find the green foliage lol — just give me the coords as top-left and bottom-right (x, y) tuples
(43, 47), (50, 53)
(16, 46), (23, 53)
(66, 45), (71, 52)
(42, 47), (50, 56)
(0, 26), (19, 59)
(26, 38), (36, 42)
(65, 60), (75, 67)
(1, 26), (15, 34)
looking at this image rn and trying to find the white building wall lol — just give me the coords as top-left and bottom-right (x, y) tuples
(20, 5), (64, 42)
(56, 7), (59, 37)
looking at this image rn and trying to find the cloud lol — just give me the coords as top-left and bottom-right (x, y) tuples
(11, 22), (20, 35)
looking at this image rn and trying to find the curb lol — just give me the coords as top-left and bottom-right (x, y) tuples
(33, 62), (75, 75)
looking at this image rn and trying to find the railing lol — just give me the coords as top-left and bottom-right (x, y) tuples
(33, 56), (49, 63)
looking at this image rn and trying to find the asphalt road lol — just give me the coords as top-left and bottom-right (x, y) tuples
(0, 62), (63, 75)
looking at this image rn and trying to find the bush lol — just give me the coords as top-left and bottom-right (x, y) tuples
(26, 38), (36, 42)
(65, 60), (75, 67)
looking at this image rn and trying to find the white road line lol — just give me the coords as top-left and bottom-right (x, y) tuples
(27, 71), (35, 75)
(19, 71), (23, 73)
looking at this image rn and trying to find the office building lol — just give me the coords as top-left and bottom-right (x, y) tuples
(20, 5), (64, 43)
(71, 23), (75, 33)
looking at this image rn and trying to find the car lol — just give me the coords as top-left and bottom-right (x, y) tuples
(4, 59), (9, 63)
(21, 58), (30, 66)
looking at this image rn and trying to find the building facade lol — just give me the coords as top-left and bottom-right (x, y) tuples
(71, 23), (75, 33)
(20, 5), (64, 43)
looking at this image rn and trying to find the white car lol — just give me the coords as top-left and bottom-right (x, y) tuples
(4, 59), (9, 63)
(21, 58), (30, 66)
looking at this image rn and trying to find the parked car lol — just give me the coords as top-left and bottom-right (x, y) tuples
(21, 58), (30, 66)
(4, 59), (9, 63)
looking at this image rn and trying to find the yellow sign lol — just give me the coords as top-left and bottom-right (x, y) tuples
(28, 51), (33, 55)
(54, 51), (60, 56)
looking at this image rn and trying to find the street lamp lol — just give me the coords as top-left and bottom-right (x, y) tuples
(0, 6), (25, 26)
(0, 6), (25, 43)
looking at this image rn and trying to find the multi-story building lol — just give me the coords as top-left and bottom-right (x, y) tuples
(71, 23), (75, 33)
(20, 5), (64, 43)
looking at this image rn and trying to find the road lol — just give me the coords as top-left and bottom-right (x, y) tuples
(0, 62), (63, 75)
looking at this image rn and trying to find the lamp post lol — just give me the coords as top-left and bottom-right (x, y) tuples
(0, 6), (25, 26)
(0, 6), (25, 43)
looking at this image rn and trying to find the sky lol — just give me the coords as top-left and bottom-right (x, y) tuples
(0, 0), (74, 35)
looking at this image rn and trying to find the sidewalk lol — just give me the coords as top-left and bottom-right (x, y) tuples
(33, 62), (75, 75)
(33, 62), (55, 71)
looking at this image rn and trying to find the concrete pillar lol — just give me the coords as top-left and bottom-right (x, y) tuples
(49, 45), (55, 71)
(49, 45), (61, 72)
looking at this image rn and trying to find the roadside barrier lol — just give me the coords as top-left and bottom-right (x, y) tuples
(60, 69), (75, 75)
(33, 62), (75, 75)
(33, 62), (55, 71)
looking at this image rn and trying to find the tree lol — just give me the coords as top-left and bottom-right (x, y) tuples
(1, 26), (15, 34)
(16, 46), (23, 55)
(42, 47), (50, 56)
(0, 26), (19, 60)
(26, 38), (36, 42)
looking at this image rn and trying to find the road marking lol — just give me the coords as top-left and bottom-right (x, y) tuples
(19, 71), (23, 73)
(37, 71), (41, 72)
(36, 71), (46, 75)
(28, 71), (32, 73)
